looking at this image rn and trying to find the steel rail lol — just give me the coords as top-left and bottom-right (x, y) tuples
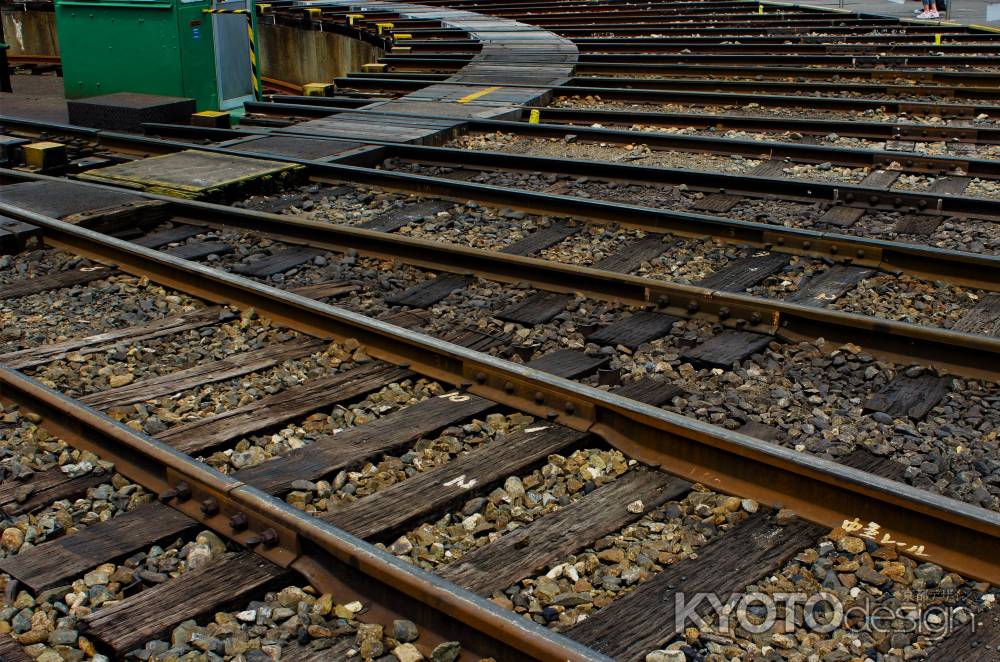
(0, 363), (608, 662)
(2, 121), (998, 293)
(574, 52), (1000, 65)
(278, 93), (998, 143)
(343, 71), (1000, 100)
(2, 202), (998, 585)
(331, 76), (1000, 120)
(4, 167), (998, 380)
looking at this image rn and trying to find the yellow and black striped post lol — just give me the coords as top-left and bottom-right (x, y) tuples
(203, 8), (261, 101)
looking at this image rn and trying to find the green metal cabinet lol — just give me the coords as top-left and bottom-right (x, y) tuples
(54, 0), (259, 110)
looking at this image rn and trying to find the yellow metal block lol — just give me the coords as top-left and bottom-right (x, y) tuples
(23, 142), (67, 171)
(376, 22), (394, 34)
(256, 3), (271, 14)
(191, 111), (231, 128)
(394, 33), (412, 39)
(305, 7), (321, 17)
(362, 63), (388, 72)
(346, 13), (365, 24)
(528, 109), (541, 124)
(391, 46), (411, 54)
(303, 82), (336, 96)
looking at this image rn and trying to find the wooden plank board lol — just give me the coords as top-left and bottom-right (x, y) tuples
(500, 221), (577, 256)
(925, 609), (1000, 662)
(377, 309), (433, 329)
(817, 205), (865, 228)
(748, 160), (786, 178)
(438, 470), (690, 596)
(496, 292), (572, 325)
(0, 467), (107, 517)
(691, 193), (741, 213)
(359, 200), (454, 232)
(280, 640), (356, 662)
(526, 349), (609, 379)
(0, 504), (196, 593)
(440, 327), (508, 353)
(80, 552), (290, 655)
(786, 266), (874, 307)
(840, 448), (907, 482)
(158, 364), (414, 454)
(0, 634), (32, 662)
(863, 373), (949, 421)
(288, 280), (359, 300)
(680, 330), (772, 369)
(133, 224), (206, 248)
(234, 394), (495, 496)
(324, 425), (588, 542)
(587, 311), (679, 349)
(695, 253), (789, 292)
(612, 379), (683, 407)
(884, 140), (916, 152)
(164, 241), (234, 261)
(79, 337), (326, 410)
(0, 217), (42, 255)
(594, 235), (668, 274)
(0, 306), (234, 370)
(893, 214), (943, 235)
(952, 293), (1000, 337)
(567, 512), (825, 659)
(0, 266), (115, 300)
(231, 247), (323, 278)
(929, 176), (971, 195)
(861, 170), (900, 190)
(385, 274), (469, 308)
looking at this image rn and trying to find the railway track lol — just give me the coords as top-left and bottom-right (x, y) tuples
(1, 0), (999, 660)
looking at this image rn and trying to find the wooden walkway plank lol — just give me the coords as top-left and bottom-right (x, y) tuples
(386, 274), (469, 308)
(695, 253), (789, 293)
(526, 349), (609, 379)
(567, 512), (825, 659)
(0, 504), (196, 593)
(786, 265), (874, 307)
(680, 330), (772, 369)
(0, 467), (107, 517)
(234, 394), (495, 496)
(501, 221), (577, 256)
(0, 266), (115, 300)
(748, 160), (786, 178)
(324, 425), (588, 542)
(496, 292), (572, 325)
(359, 200), (454, 232)
(231, 247), (323, 278)
(587, 311), (680, 349)
(594, 235), (669, 274)
(80, 552), (290, 656)
(157, 364), (414, 454)
(79, 337), (326, 410)
(0, 307), (234, 370)
(440, 327), (509, 353)
(133, 224), (206, 249)
(438, 470), (690, 596)
(951, 293), (1000, 337)
(863, 373), (950, 421)
(377, 309), (433, 329)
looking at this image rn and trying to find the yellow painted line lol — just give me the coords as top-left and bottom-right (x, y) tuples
(457, 86), (501, 103)
(971, 24), (1000, 33)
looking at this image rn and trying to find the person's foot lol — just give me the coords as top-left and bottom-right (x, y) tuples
(916, 9), (940, 17)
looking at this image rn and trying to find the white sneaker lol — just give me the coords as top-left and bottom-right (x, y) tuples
(916, 9), (940, 17)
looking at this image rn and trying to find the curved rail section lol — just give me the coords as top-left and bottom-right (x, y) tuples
(282, 0), (577, 142)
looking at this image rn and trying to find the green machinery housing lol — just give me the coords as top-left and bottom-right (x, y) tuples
(54, 0), (260, 110)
